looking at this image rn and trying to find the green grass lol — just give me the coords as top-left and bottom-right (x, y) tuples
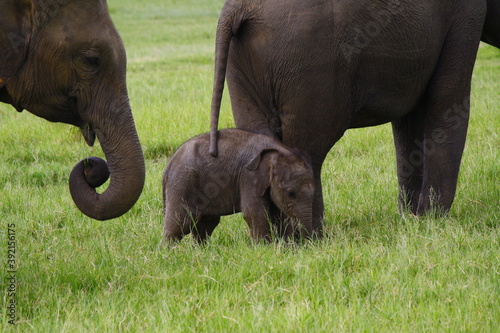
(1, 0), (499, 331)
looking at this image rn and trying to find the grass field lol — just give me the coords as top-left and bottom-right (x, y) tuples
(1, 0), (499, 331)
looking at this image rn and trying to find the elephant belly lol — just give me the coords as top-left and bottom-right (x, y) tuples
(349, 85), (428, 128)
(349, 60), (437, 128)
(348, 49), (440, 128)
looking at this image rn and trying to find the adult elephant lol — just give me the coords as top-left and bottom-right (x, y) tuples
(209, 0), (500, 236)
(0, 0), (145, 220)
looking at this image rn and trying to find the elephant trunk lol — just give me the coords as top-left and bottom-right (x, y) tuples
(69, 106), (145, 221)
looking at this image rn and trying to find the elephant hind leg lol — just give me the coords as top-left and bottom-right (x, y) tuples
(416, 17), (482, 215)
(392, 89), (471, 216)
(191, 216), (221, 244)
(393, 16), (482, 216)
(392, 101), (426, 214)
(163, 205), (196, 244)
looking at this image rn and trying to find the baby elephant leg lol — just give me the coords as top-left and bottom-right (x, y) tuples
(163, 207), (195, 244)
(191, 216), (221, 244)
(242, 206), (272, 242)
(240, 192), (272, 241)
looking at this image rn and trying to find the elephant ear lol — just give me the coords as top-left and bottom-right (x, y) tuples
(246, 149), (278, 197)
(0, 0), (33, 89)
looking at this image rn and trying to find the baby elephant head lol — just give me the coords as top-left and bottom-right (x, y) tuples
(247, 148), (315, 239)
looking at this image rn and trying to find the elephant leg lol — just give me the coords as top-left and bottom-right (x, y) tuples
(162, 206), (195, 243)
(241, 198), (272, 242)
(414, 22), (481, 215)
(311, 171), (325, 237)
(284, 130), (336, 238)
(229, 83), (281, 138)
(269, 142), (329, 239)
(244, 212), (272, 242)
(391, 101), (426, 214)
(229, 60), (347, 238)
(191, 216), (221, 244)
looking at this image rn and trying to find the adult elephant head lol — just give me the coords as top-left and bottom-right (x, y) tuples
(0, 0), (145, 220)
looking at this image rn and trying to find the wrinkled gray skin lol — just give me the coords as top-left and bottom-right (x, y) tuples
(0, 0), (145, 220)
(210, 0), (500, 236)
(163, 129), (315, 244)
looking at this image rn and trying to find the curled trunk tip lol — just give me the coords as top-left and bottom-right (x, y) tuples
(69, 154), (145, 220)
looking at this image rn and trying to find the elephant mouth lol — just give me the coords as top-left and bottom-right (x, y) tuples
(81, 123), (96, 146)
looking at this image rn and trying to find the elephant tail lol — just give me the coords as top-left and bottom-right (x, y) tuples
(209, 0), (249, 157)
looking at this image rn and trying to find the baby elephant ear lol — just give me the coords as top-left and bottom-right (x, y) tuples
(246, 149), (277, 171)
(0, 0), (33, 88)
(246, 149), (278, 197)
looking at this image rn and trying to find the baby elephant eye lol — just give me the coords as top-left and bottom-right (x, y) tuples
(286, 189), (296, 199)
(84, 55), (101, 67)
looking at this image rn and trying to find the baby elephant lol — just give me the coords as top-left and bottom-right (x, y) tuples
(162, 129), (315, 244)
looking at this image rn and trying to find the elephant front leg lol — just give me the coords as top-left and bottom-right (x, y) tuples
(241, 199), (272, 242)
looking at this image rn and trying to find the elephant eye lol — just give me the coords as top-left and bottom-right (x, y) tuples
(286, 189), (296, 199)
(79, 49), (102, 69)
(84, 55), (101, 67)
